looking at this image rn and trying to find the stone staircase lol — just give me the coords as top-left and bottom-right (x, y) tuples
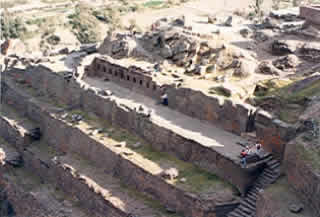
(228, 154), (281, 217)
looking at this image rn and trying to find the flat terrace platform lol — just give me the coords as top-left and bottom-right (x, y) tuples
(84, 77), (251, 164)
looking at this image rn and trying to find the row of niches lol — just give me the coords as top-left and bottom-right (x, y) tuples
(95, 63), (158, 91)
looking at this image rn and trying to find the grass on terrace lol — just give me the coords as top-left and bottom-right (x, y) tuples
(68, 109), (235, 195)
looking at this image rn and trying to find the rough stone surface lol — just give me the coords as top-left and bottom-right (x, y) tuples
(271, 40), (296, 55)
(272, 54), (300, 70)
(257, 61), (282, 75)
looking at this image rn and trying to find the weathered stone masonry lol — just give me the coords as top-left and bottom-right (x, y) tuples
(2, 78), (240, 217)
(86, 57), (296, 161)
(7, 65), (257, 195)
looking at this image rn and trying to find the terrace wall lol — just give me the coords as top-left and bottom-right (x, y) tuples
(5, 66), (256, 195)
(1, 80), (240, 217)
(86, 57), (296, 160)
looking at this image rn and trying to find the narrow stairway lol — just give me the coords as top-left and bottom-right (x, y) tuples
(228, 154), (281, 217)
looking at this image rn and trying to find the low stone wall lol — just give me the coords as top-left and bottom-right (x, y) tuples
(284, 140), (320, 216)
(7, 66), (256, 194)
(300, 6), (320, 26)
(1, 80), (239, 217)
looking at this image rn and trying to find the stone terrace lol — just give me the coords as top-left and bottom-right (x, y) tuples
(1, 69), (241, 217)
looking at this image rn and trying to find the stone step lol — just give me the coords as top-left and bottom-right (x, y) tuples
(240, 200), (256, 211)
(266, 159), (279, 166)
(1, 80), (237, 217)
(268, 162), (281, 169)
(238, 204), (252, 214)
(228, 211), (243, 217)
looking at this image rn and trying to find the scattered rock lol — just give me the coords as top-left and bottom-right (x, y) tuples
(115, 141), (127, 148)
(300, 42), (320, 62)
(253, 31), (269, 42)
(271, 40), (296, 55)
(132, 142), (142, 149)
(272, 54), (300, 70)
(208, 15), (217, 24)
(289, 203), (304, 213)
(240, 28), (251, 38)
(260, 17), (279, 29)
(58, 47), (69, 55)
(172, 16), (185, 26)
(180, 177), (187, 183)
(234, 59), (257, 78)
(71, 114), (83, 122)
(160, 168), (179, 180)
(1, 39), (11, 55)
(161, 44), (173, 58)
(224, 16), (233, 27)
(257, 61), (282, 75)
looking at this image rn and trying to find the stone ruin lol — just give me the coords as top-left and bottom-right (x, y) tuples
(1, 5), (320, 217)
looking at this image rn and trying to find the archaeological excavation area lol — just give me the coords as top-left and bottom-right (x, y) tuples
(1, 2), (320, 217)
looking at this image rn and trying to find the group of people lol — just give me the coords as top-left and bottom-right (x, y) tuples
(240, 142), (262, 168)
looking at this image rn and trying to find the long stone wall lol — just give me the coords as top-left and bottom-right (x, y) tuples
(284, 139), (320, 216)
(1, 79), (240, 217)
(85, 57), (296, 161)
(10, 65), (260, 194)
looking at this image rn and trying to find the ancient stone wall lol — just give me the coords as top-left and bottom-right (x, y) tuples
(86, 57), (160, 99)
(300, 6), (320, 26)
(284, 140), (320, 216)
(7, 65), (257, 194)
(85, 57), (296, 160)
(1, 81), (237, 217)
(255, 110), (296, 160)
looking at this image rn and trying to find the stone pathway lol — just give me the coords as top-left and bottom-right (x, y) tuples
(83, 78), (248, 163)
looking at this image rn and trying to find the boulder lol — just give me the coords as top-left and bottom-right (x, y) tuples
(1, 40), (11, 55)
(271, 40), (296, 55)
(260, 17), (279, 29)
(272, 54), (300, 70)
(253, 31), (269, 42)
(240, 28), (251, 38)
(289, 203), (304, 213)
(160, 44), (173, 58)
(300, 42), (320, 62)
(234, 59), (257, 78)
(224, 16), (233, 27)
(58, 47), (69, 55)
(208, 15), (217, 24)
(257, 61), (282, 75)
(172, 16), (185, 26)
(160, 168), (179, 180)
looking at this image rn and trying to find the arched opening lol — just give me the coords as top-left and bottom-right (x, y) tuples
(153, 84), (157, 91)
(115, 71), (118, 76)
(133, 77), (136, 83)
(146, 83), (150, 88)
(121, 73), (124, 79)
(127, 75), (130, 81)
(140, 80), (143, 86)
(103, 66), (106, 72)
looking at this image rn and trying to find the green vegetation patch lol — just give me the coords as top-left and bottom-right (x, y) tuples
(143, 0), (164, 8)
(209, 86), (231, 97)
(74, 110), (235, 195)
